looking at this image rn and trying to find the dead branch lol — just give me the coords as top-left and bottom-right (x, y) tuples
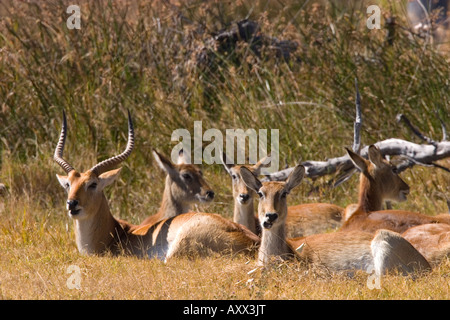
(263, 139), (450, 182)
(396, 113), (438, 146)
(435, 110), (448, 141)
(353, 78), (362, 153)
(264, 78), (449, 182)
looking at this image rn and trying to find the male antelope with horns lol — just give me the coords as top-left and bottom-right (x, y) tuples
(54, 110), (259, 259)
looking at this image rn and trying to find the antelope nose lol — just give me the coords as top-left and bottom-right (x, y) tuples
(265, 212), (278, 223)
(67, 199), (79, 211)
(239, 193), (250, 202)
(206, 190), (215, 199)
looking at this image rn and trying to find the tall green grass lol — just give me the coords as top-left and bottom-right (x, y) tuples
(0, 0), (448, 220)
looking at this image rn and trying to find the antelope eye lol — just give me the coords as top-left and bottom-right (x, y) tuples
(257, 191), (264, 198)
(182, 173), (192, 180)
(391, 167), (398, 174)
(281, 191), (288, 198)
(88, 182), (97, 190)
(231, 174), (238, 180)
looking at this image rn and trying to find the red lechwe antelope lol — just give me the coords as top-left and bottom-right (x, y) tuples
(54, 111), (259, 259)
(239, 164), (431, 275)
(222, 154), (343, 238)
(402, 223), (450, 266)
(133, 148), (215, 229)
(340, 145), (450, 234)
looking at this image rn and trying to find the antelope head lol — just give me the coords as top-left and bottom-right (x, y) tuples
(346, 145), (410, 206)
(54, 110), (134, 220)
(153, 149), (215, 205)
(240, 164), (305, 230)
(222, 152), (271, 206)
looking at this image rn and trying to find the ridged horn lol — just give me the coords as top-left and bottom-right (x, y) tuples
(90, 110), (134, 176)
(54, 110), (75, 174)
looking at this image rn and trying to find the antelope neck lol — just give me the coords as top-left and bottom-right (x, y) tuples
(158, 176), (190, 219)
(73, 194), (121, 255)
(234, 200), (257, 234)
(355, 173), (384, 213)
(258, 217), (292, 264)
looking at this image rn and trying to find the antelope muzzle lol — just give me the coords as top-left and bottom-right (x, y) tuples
(262, 212), (278, 229)
(67, 199), (81, 216)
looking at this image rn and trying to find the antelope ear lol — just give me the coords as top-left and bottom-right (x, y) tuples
(177, 148), (189, 165)
(240, 166), (262, 193)
(252, 154), (271, 175)
(368, 145), (384, 168)
(285, 165), (305, 193)
(56, 174), (70, 191)
(153, 150), (178, 178)
(98, 168), (122, 190)
(221, 151), (234, 175)
(346, 147), (368, 172)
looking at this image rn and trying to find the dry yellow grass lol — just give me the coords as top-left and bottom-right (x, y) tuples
(1, 165), (449, 300)
(1, 240), (449, 300)
(0, 0), (449, 301)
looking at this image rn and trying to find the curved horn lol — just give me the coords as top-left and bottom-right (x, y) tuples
(54, 110), (75, 174)
(90, 110), (134, 176)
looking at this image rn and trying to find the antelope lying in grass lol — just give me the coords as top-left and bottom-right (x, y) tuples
(239, 164), (431, 275)
(222, 154), (343, 238)
(133, 149), (215, 229)
(340, 145), (450, 234)
(54, 111), (259, 259)
(402, 223), (450, 267)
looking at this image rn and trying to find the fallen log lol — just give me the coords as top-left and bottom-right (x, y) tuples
(263, 139), (450, 182)
(263, 79), (449, 182)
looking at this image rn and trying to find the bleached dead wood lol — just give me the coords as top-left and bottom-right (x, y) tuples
(352, 78), (362, 154)
(264, 139), (450, 182)
(263, 79), (449, 182)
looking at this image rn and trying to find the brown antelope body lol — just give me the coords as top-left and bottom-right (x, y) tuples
(54, 111), (259, 260)
(222, 155), (343, 238)
(286, 203), (343, 237)
(402, 223), (450, 266)
(340, 145), (450, 234)
(239, 165), (431, 275)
